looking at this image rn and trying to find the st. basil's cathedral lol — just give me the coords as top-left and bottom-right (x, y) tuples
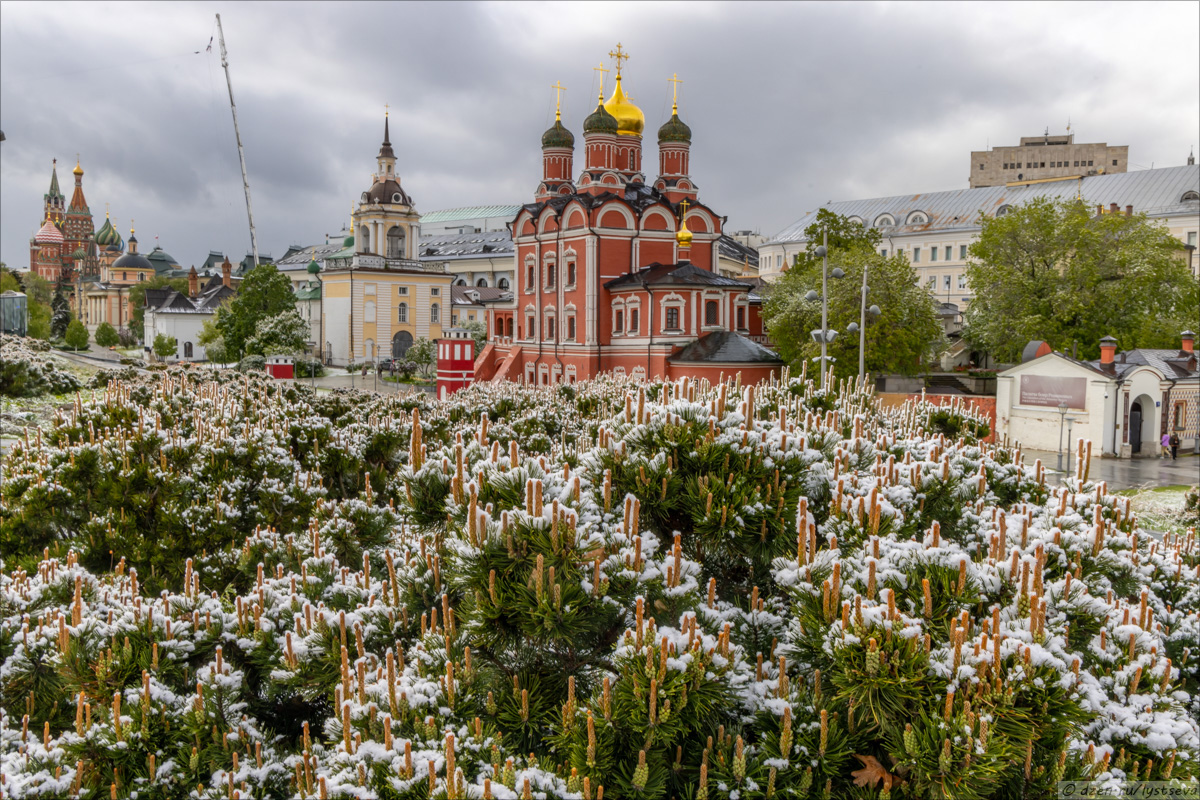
(476, 45), (778, 386)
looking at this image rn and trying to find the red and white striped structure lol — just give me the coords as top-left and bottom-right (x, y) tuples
(437, 329), (475, 399)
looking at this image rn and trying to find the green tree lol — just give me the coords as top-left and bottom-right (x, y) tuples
(966, 197), (1200, 362)
(27, 302), (51, 340)
(407, 336), (436, 379)
(245, 309), (310, 356)
(197, 317), (230, 365)
(127, 275), (189, 332)
(216, 263), (294, 358)
(94, 321), (119, 348)
(0, 269), (21, 294)
(763, 214), (943, 379)
(152, 332), (178, 360)
(23, 273), (53, 307)
(49, 285), (71, 339)
(461, 318), (488, 357)
(64, 319), (89, 351)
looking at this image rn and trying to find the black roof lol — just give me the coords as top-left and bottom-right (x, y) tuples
(605, 262), (754, 291)
(669, 331), (783, 364)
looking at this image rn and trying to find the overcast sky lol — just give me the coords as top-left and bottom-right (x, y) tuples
(2, 1), (1197, 271)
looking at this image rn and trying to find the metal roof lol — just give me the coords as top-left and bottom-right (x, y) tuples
(717, 234), (760, 267)
(767, 165), (1200, 245)
(420, 205), (523, 224)
(419, 230), (514, 261)
(276, 242), (347, 270)
(669, 331), (783, 364)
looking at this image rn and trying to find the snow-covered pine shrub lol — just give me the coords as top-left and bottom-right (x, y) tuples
(0, 335), (83, 398)
(0, 369), (1196, 799)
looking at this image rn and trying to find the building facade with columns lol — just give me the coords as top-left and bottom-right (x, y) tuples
(317, 116), (453, 366)
(475, 48), (779, 386)
(760, 163), (1200, 301)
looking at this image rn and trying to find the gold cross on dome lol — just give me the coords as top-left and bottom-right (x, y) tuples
(679, 198), (690, 220)
(551, 81), (566, 120)
(593, 62), (609, 100)
(668, 73), (682, 111)
(385, 103), (389, 117)
(608, 43), (629, 77)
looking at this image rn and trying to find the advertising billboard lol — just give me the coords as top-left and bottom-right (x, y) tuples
(1019, 375), (1087, 409)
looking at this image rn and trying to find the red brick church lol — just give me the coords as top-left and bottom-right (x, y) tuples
(476, 46), (779, 386)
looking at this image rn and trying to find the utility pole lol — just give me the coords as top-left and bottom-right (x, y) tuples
(215, 14), (259, 270)
(820, 231), (829, 391)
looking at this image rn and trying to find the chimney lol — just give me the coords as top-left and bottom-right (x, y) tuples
(1099, 335), (1118, 365)
(187, 265), (199, 298)
(1109, 202), (1119, 214)
(1182, 330), (1196, 354)
(1125, 204), (1132, 217)
(221, 257), (232, 289)
(1096, 204), (1103, 216)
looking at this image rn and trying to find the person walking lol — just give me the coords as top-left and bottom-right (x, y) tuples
(1170, 432), (1180, 460)
(1160, 431), (1171, 458)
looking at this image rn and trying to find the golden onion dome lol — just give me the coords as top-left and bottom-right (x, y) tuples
(676, 215), (693, 247)
(73, 159), (84, 177)
(603, 75), (644, 137)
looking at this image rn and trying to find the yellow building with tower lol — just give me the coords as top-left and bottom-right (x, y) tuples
(318, 114), (452, 366)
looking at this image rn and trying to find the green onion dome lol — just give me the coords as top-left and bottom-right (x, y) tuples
(307, 254), (321, 274)
(95, 214), (124, 251)
(72, 245), (87, 260)
(657, 111), (692, 144)
(582, 102), (618, 135)
(541, 119), (575, 149)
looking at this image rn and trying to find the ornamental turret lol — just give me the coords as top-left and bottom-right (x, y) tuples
(655, 75), (697, 205)
(601, 44), (643, 178)
(538, 82), (575, 198)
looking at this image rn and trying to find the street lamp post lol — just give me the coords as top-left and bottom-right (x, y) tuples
(1056, 402), (1069, 472)
(1066, 415), (1076, 477)
(845, 265), (882, 382)
(808, 232), (844, 392)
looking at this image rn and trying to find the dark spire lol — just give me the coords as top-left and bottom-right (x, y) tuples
(48, 159), (63, 201)
(378, 113), (395, 159)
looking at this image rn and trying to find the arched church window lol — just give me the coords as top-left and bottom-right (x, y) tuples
(1181, 191), (1199, 202)
(498, 277), (510, 291)
(431, 303), (440, 323)
(476, 278), (489, 288)
(387, 226), (406, 259)
(705, 300), (719, 326)
(398, 303), (408, 323)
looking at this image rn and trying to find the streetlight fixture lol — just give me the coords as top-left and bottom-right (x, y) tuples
(810, 232), (845, 392)
(1056, 401), (1069, 472)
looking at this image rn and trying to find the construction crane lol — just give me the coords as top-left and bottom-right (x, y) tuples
(215, 13), (259, 270)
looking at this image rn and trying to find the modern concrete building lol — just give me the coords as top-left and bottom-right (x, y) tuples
(969, 133), (1128, 188)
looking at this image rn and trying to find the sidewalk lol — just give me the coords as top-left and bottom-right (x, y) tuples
(1021, 448), (1198, 491)
(285, 371), (434, 396)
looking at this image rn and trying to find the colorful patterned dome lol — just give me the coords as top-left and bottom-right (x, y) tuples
(94, 214), (124, 251)
(72, 245), (87, 260)
(34, 219), (64, 245)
